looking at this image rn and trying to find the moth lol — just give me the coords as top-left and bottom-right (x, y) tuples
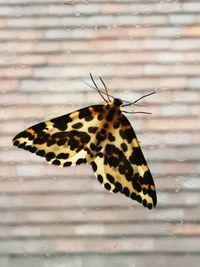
(13, 74), (157, 210)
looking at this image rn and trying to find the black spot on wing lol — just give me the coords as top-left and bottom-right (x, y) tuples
(107, 155), (119, 168)
(120, 142), (128, 152)
(13, 140), (20, 146)
(103, 123), (109, 128)
(46, 152), (56, 161)
(88, 127), (98, 133)
(123, 187), (130, 197)
(136, 195), (142, 203)
(93, 105), (105, 113)
(80, 132), (91, 143)
(63, 162), (72, 167)
(143, 199), (147, 208)
(119, 128), (134, 144)
(33, 133), (50, 145)
(100, 128), (107, 135)
(68, 138), (79, 150)
(115, 182), (122, 192)
(106, 173), (115, 184)
(76, 158), (87, 165)
(56, 153), (69, 159)
(76, 144), (84, 153)
(96, 152), (103, 158)
(112, 187), (120, 193)
(90, 143), (102, 152)
(132, 177), (142, 193)
(13, 130), (34, 142)
(91, 161), (97, 172)
(104, 183), (111, 191)
(97, 113), (104, 121)
(52, 159), (61, 166)
(129, 148), (146, 166)
(17, 142), (26, 149)
(51, 132), (68, 139)
(57, 139), (67, 146)
(119, 115), (136, 143)
(36, 150), (45, 157)
(31, 122), (46, 132)
(51, 114), (73, 131)
(97, 174), (103, 183)
(105, 144), (116, 155)
(131, 192), (137, 200)
(78, 107), (93, 122)
(108, 133), (115, 142)
(72, 122), (83, 129)
(24, 145), (37, 153)
(96, 132), (107, 142)
(47, 139), (56, 147)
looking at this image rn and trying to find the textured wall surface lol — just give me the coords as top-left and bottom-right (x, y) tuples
(0, 0), (200, 266)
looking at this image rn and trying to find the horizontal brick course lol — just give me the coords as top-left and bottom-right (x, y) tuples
(0, 255), (199, 267)
(0, 236), (199, 254)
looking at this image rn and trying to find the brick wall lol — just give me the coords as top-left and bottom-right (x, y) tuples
(0, 0), (200, 266)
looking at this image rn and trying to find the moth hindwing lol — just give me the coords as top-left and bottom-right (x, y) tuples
(13, 95), (157, 210)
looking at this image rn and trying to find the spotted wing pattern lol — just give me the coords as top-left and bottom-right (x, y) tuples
(90, 114), (157, 210)
(13, 101), (157, 210)
(13, 105), (105, 167)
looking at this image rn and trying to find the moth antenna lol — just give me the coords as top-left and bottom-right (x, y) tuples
(123, 110), (152, 115)
(122, 102), (146, 107)
(133, 91), (156, 104)
(98, 89), (115, 101)
(90, 73), (98, 89)
(122, 91), (156, 107)
(89, 73), (108, 103)
(84, 80), (115, 102)
(99, 76), (111, 102)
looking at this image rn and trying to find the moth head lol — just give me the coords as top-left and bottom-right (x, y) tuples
(113, 98), (123, 106)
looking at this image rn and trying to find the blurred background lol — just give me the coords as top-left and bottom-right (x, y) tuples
(0, 0), (200, 266)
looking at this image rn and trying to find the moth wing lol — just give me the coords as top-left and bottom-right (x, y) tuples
(13, 105), (105, 167)
(91, 114), (157, 210)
